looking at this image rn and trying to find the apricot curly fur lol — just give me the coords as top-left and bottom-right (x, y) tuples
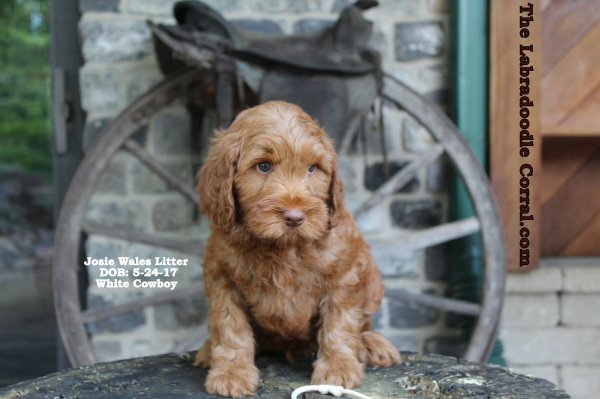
(195, 101), (401, 397)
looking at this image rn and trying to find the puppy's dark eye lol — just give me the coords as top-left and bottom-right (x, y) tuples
(308, 164), (316, 174)
(257, 162), (271, 173)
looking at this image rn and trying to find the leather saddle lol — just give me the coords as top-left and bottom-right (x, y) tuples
(149, 0), (381, 145)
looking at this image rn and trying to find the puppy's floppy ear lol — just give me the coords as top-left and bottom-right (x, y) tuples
(323, 137), (345, 226)
(197, 130), (241, 233)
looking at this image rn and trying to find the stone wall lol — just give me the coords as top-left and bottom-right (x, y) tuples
(78, 0), (453, 362)
(501, 258), (600, 399)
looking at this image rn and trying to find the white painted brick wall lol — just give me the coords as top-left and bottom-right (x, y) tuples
(561, 365), (600, 399)
(501, 294), (559, 327)
(561, 295), (600, 327)
(505, 266), (563, 293)
(502, 260), (600, 398)
(564, 265), (600, 293)
(501, 328), (600, 364)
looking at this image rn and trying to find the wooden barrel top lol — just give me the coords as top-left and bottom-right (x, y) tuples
(0, 352), (571, 399)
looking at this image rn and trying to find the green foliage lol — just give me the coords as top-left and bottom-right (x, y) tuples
(0, 0), (52, 181)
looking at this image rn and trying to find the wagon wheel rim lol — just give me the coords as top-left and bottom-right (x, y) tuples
(53, 67), (206, 366)
(380, 73), (506, 362)
(53, 68), (505, 367)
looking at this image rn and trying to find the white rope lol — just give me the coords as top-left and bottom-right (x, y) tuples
(291, 385), (372, 399)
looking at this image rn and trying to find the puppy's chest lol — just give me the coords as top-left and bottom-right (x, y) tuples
(235, 256), (323, 337)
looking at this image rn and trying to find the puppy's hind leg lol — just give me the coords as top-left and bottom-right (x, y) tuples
(193, 337), (212, 368)
(360, 331), (401, 367)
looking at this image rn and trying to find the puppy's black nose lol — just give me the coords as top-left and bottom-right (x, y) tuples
(283, 209), (305, 227)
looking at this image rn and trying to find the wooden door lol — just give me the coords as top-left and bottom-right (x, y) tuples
(490, 0), (542, 271)
(491, 0), (600, 269)
(540, 0), (600, 256)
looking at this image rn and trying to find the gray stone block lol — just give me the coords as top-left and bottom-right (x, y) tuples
(83, 118), (147, 152)
(365, 162), (419, 193)
(331, 0), (353, 12)
(355, 205), (385, 234)
(231, 19), (283, 35)
(425, 243), (450, 281)
(80, 0), (120, 12)
(155, 296), (208, 331)
(387, 67), (415, 88)
(419, 64), (448, 90)
(368, 239), (421, 278)
(86, 236), (127, 280)
(125, 242), (197, 280)
(80, 68), (120, 112)
(367, 23), (389, 58)
(125, 65), (163, 105)
(127, 0), (243, 15)
(202, 0), (245, 13)
(424, 336), (465, 358)
(395, 21), (446, 61)
(82, 118), (111, 152)
(152, 113), (192, 154)
(427, 0), (450, 13)
(444, 311), (460, 328)
(335, 1), (422, 15)
(355, 115), (397, 155)
(387, 288), (439, 328)
(96, 158), (128, 194)
(132, 158), (193, 194)
(386, 334), (420, 352)
(0, 238), (19, 272)
(426, 158), (449, 192)
(424, 88), (450, 107)
(337, 158), (360, 195)
(371, 308), (383, 330)
(378, 0), (422, 16)
(390, 200), (442, 229)
(87, 293), (146, 333)
(249, 0), (324, 13)
(85, 200), (147, 231)
(92, 340), (123, 363)
(403, 116), (434, 153)
(80, 19), (152, 63)
(152, 197), (194, 232)
(293, 19), (334, 33)
(187, 258), (204, 281)
(130, 341), (152, 358)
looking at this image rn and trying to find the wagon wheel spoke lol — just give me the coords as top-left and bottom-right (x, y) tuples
(385, 289), (481, 316)
(339, 113), (363, 156)
(81, 282), (205, 323)
(82, 221), (205, 257)
(353, 143), (445, 219)
(123, 139), (199, 206)
(174, 322), (210, 355)
(397, 217), (480, 251)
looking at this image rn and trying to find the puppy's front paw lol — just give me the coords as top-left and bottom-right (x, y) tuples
(311, 356), (364, 389)
(361, 331), (401, 367)
(205, 362), (260, 398)
(193, 341), (211, 368)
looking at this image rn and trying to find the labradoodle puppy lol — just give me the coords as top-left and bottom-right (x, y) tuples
(194, 101), (400, 397)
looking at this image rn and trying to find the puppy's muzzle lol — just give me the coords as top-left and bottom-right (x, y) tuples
(282, 209), (305, 227)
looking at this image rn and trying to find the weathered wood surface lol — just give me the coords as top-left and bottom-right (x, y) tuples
(0, 353), (570, 399)
(490, 0), (541, 271)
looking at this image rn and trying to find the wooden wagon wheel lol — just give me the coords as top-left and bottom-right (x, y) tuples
(53, 66), (505, 368)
